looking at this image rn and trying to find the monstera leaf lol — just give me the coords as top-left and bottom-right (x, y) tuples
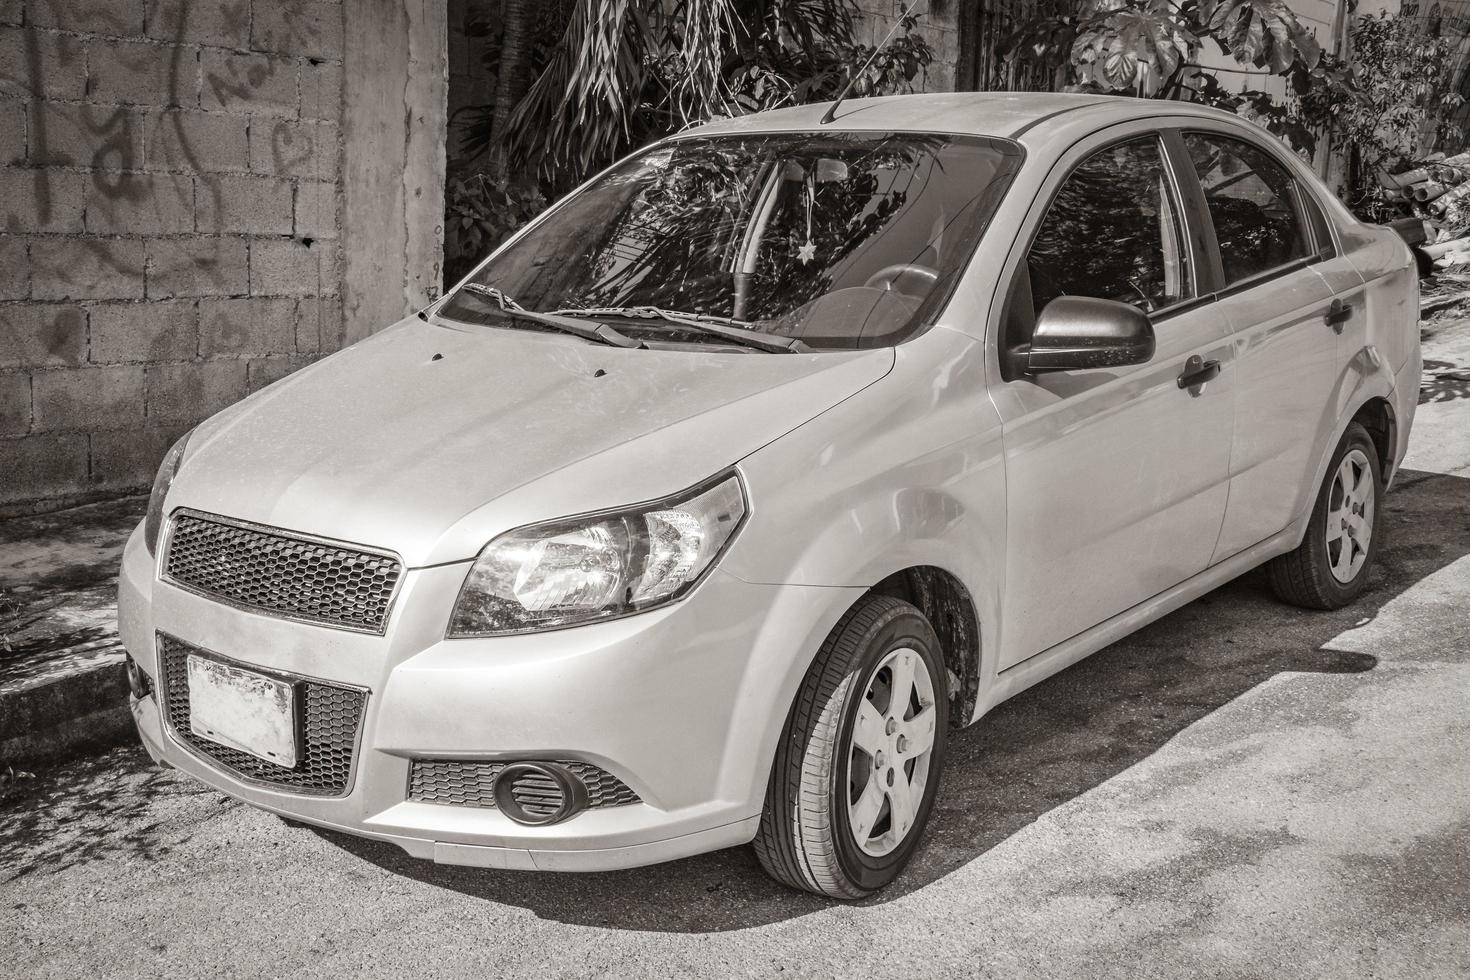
(1072, 1), (1195, 95)
(1198, 0), (1321, 73)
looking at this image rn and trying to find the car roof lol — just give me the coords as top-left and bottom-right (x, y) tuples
(682, 92), (1249, 146)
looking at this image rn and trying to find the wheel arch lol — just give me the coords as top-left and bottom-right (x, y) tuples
(1351, 395), (1397, 484)
(1290, 362), (1399, 551)
(865, 565), (982, 729)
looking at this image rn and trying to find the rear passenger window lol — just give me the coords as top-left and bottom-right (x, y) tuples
(1183, 133), (1310, 284)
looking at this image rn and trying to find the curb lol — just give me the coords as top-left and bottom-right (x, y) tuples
(0, 639), (137, 767)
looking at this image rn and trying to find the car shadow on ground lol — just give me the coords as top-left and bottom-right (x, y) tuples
(307, 467), (1470, 933)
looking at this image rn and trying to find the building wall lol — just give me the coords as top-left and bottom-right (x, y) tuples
(854, 0), (962, 93)
(0, 0), (445, 515)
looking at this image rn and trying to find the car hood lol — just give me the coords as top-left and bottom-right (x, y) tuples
(169, 317), (893, 566)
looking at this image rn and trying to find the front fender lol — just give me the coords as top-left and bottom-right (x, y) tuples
(721, 327), (1006, 723)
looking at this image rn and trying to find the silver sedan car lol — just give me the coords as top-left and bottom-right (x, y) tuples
(119, 94), (1420, 898)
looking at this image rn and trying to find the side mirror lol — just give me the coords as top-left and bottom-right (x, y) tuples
(1024, 296), (1156, 373)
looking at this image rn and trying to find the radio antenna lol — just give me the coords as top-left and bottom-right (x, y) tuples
(819, 0), (927, 125)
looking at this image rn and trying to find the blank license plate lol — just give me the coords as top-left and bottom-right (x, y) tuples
(187, 655), (298, 767)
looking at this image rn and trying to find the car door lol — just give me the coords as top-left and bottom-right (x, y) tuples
(989, 129), (1236, 669)
(1176, 130), (1347, 561)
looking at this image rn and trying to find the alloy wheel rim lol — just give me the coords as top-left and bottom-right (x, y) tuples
(1327, 448), (1374, 584)
(845, 646), (937, 857)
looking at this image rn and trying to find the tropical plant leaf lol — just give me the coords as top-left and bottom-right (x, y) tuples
(1072, 1), (1194, 95)
(1197, 0), (1320, 73)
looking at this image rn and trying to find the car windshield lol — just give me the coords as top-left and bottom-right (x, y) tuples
(438, 131), (1022, 350)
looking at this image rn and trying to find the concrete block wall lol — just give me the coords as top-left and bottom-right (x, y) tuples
(0, 0), (345, 513)
(1, 0), (447, 517)
(854, 0), (963, 94)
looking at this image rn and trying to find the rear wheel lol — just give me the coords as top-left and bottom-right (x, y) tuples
(754, 595), (947, 899)
(1267, 422), (1383, 609)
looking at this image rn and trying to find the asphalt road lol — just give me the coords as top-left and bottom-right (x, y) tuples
(4, 319), (1470, 979)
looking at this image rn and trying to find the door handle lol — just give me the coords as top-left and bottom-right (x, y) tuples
(1177, 354), (1221, 390)
(1324, 298), (1352, 333)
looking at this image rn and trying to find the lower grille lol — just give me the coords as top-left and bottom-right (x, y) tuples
(158, 633), (367, 797)
(408, 759), (640, 809)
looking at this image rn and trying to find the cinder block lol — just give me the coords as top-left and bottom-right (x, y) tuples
(90, 424), (184, 489)
(28, 0), (147, 35)
(293, 294), (341, 352)
(250, 0), (343, 61)
(250, 237), (335, 297)
(31, 238), (145, 300)
(299, 59), (340, 121)
(145, 236), (247, 298)
(0, 168), (86, 233)
(0, 370), (30, 435)
(143, 109), (249, 174)
(0, 26), (86, 100)
(27, 101), (146, 169)
(0, 303), (85, 366)
(245, 353), (315, 392)
(89, 299), (196, 362)
(0, 430), (89, 504)
(249, 117), (339, 180)
(0, 1), (21, 25)
(85, 172), (193, 234)
(200, 50), (297, 117)
(0, 101), (23, 165)
(32, 363), (146, 431)
(86, 38), (187, 107)
(145, 357), (246, 423)
(147, 0), (251, 49)
(294, 179), (337, 238)
(194, 174), (292, 234)
(0, 234), (26, 298)
(923, 61), (955, 95)
(198, 295), (295, 355)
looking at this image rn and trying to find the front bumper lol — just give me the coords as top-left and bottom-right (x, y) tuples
(119, 523), (856, 871)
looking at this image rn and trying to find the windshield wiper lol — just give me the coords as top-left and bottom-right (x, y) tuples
(550, 305), (810, 354)
(453, 284), (645, 349)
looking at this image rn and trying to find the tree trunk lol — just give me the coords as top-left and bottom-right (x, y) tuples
(491, 0), (534, 179)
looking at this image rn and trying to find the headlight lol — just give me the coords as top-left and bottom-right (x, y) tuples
(447, 473), (747, 636)
(143, 430), (194, 556)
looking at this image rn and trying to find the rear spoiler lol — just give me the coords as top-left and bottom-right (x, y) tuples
(1387, 217), (1435, 276)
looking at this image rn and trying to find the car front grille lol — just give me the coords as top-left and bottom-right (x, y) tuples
(158, 633), (367, 797)
(162, 510), (403, 633)
(408, 759), (641, 809)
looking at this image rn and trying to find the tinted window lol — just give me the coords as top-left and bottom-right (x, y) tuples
(1028, 136), (1190, 315)
(439, 133), (1021, 350)
(1184, 133), (1310, 284)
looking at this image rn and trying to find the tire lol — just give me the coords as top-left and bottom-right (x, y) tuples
(753, 595), (948, 899)
(1267, 421), (1384, 610)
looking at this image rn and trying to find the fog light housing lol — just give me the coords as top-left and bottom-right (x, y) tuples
(493, 762), (588, 826)
(125, 654), (152, 700)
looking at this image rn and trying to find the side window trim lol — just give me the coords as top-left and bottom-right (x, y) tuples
(1293, 183), (1339, 260)
(1178, 127), (1323, 290)
(1162, 129), (1223, 295)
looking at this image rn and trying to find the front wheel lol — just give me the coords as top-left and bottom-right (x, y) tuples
(1267, 421), (1383, 609)
(753, 595), (948, 899)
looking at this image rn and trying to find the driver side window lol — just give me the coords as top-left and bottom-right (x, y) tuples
(1027, 136), (1191, 316)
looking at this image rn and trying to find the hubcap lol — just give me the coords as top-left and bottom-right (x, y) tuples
(845, 647), (937, 857)
(1327, 448), (1374, 584)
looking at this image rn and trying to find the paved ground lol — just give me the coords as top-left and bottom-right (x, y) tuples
(3, 319), (1470, 980)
